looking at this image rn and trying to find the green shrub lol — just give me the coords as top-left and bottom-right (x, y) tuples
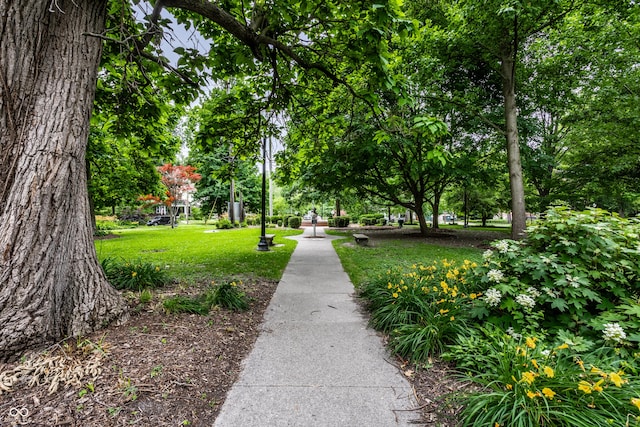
(215, 219), (233, 229)
(288, 216), (302, 229)
(468, 206), (640, 345)
(277, 219), (283, 227)
(332, 216), (350, 227)
(190, 207), (203, 220)
(444, 325), (640, 427)
(359, 213), (384, 226)
(95, 220), (119, 232)
(245, 214), (259, 226)
(101, 257), (170, 291)
(268, 215), (282, 225)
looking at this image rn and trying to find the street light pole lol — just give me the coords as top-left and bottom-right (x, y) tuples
(258, 136), (269, 251)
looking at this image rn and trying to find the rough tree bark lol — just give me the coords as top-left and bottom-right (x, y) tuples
(500, 46), (527, 239)
(0, 0), (128, 361)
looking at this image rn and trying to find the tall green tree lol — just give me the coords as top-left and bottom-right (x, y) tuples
(410, 0), (581, 238)
(0, 0), (406, 359)
(557, 4), (640, 215)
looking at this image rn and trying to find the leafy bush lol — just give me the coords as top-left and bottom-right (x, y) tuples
(268, 215), (282, 224)
(190, 207), (203, 220)
(288, 216), (302, 229)
(101, 258), (170, 291)
(444, 325), (640, 427)
(95, 219), (123, 235)
(359, 213), (384, 226)
(469, 206), (640, 345)
(96, 220), (119, 231)
(215, 219), (233, 229)
(331, 216), (350, 227)
(242, 214), (260, 226)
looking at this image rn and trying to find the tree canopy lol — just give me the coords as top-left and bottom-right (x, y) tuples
(0, 0), (409, 359)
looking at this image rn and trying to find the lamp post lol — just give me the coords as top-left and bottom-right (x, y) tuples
(257, 136), (269, 251)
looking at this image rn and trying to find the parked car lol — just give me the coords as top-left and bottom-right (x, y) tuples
(146, 215), (172, 226)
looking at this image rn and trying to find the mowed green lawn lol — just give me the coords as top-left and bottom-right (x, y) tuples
(329, 232), (485, 287)
(95, 224), (303, 283)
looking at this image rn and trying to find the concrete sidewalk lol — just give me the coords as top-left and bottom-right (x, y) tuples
(213, 226), (422, 427)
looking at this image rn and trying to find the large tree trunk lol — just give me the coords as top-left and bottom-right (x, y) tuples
(414, 203), (431, 236)
(0, 0), (128, 361)
(500, 50), (527, 239)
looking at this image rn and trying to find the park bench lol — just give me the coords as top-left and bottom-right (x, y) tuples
(265, 234), (276, 246)
(353, 233), (369, 246)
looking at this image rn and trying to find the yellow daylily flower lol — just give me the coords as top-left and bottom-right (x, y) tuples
(609, 372), (626, 387)
(543, 366), (555, 378)
(593, 379), (604, 393)
(542, 387), (556, 400)
(521, 371), (537, 385)
(631, 397), (640, 411)
(578, 381), (592, 394)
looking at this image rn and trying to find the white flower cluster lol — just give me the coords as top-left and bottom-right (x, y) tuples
(484, 288), (502, 307)
(483, 249), (494, 260)
(487, 269), (504, 283)
(506, 327), (522, 340)
(526, 287), (541, 298)
(602, 322), (627, 343)
(494, 240), (510, 253)
(542, 287), (559, 298)
(565, 274), (581, 288)
(515, 293), (536, 309)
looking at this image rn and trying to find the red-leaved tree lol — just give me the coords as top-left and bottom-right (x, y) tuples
(157, 164), (202, 228)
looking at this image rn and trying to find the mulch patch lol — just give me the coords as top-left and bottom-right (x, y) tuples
(0, 281), (277, 426)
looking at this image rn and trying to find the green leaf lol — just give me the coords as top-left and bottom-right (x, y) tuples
(550, 298), (568, 312)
